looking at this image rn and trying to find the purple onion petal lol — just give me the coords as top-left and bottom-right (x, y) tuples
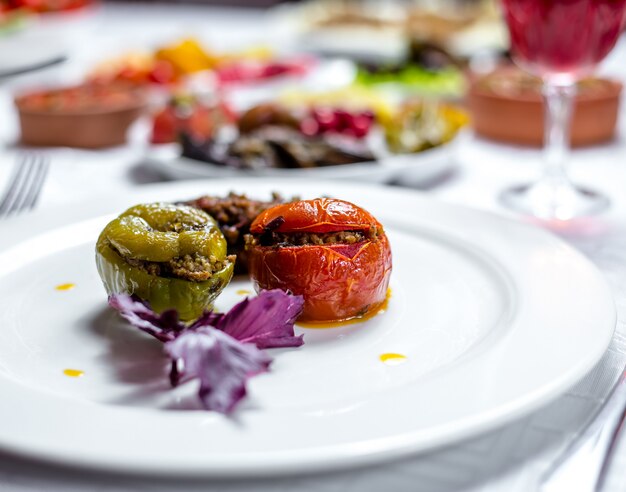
(109, 290), (305, 413)
(189, 310), (224, 330)
(108, 294), (184, 342)
(169, 359), (181, 387)
(212, 290), (304, 349)
(165, 328), (271, 414)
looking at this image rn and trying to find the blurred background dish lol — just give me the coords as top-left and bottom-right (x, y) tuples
(144, 134), (458, 184)
(274, 0), (406, 61)
(468, 66), (622, 146)
(87, 36), (317, 91)
(16, 82), (147, 148)
(0, 0), (97, 78)
(144, 92), (466, 184)
(274, 0), (507, 63)
(405, 0), (506, 60)
(353, 39), (466, 99)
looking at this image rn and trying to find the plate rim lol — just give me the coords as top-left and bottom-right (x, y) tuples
(142, 133), (460, 182)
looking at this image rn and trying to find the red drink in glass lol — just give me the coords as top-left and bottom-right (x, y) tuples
(502, 0), (626, 81)
(499, 0), (626, 219)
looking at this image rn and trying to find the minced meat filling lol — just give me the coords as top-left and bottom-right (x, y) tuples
(185, 192), (295, 273)
(246, 226), (381, 248)
(122, 251), (235, 282)
(185, 192), (289, 246)
(168, 254), (235, 281)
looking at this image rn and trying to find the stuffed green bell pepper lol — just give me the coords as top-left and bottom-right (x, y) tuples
(96, 202), (235, 320)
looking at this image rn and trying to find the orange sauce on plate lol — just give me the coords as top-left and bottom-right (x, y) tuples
(63, 369), (84, 378)
(379, 353), (407, 365)
(55, 283), (76, 291)
(298, 289), (391, 329)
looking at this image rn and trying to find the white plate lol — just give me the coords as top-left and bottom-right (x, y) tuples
(0, 32), (67, 78)
(0, 179), (614, 477)
(0, 7), (96, 78)
(144, 137), (458, 186)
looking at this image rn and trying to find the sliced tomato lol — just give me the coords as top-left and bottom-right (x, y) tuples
(148, 60), (176, 85)
(150, 101), (236, 144)
(150, 106), (178, 144)
(184, 106), (214, 141)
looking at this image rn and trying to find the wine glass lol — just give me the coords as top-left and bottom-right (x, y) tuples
(499, 0), (626, 220)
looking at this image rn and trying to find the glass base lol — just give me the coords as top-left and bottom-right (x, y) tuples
(499, 181), (609, 220)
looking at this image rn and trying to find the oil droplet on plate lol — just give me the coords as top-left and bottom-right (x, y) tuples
(63, 369), (84, 378)
(55, 283), (76, 291)
(379, 353), (407, 366)
(236, 289), (252, 295)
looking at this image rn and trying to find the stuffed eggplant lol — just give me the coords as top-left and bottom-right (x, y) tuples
(245, 198), (392, 322)
(96, 202), (235, 320)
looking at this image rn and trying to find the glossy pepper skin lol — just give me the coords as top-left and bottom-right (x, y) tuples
(96, 203), (234, 321)
(247, 198), (392, 322)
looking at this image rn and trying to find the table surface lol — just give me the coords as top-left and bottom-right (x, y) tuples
(1, 4), (626, 492)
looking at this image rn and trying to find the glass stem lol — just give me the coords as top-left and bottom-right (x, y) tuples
(541, 80), (576, 189)
(500, 72), (608, 218)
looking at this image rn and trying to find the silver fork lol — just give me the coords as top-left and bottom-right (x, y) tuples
(0, 154), (50, 219)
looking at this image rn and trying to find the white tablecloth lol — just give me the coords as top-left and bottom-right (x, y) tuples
(0, 4), (626, 491)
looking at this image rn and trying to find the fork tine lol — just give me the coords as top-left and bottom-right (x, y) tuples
(0, 157), (27, 215)
(8, 155), (39, 216)
(22, 156), (49, 211)
(0, 155), (34, 218)
(0, 155), (50, 219)
(0, 159), (24, 207)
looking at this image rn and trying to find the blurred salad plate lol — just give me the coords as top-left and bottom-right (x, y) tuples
(144, 93), (466, 186)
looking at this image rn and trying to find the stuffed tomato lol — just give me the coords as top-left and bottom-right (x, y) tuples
(245, 198), (392, 322)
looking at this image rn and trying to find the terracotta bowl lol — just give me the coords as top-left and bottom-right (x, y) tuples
(15, 84), (146, 149)
(467, 67), (622, 147)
